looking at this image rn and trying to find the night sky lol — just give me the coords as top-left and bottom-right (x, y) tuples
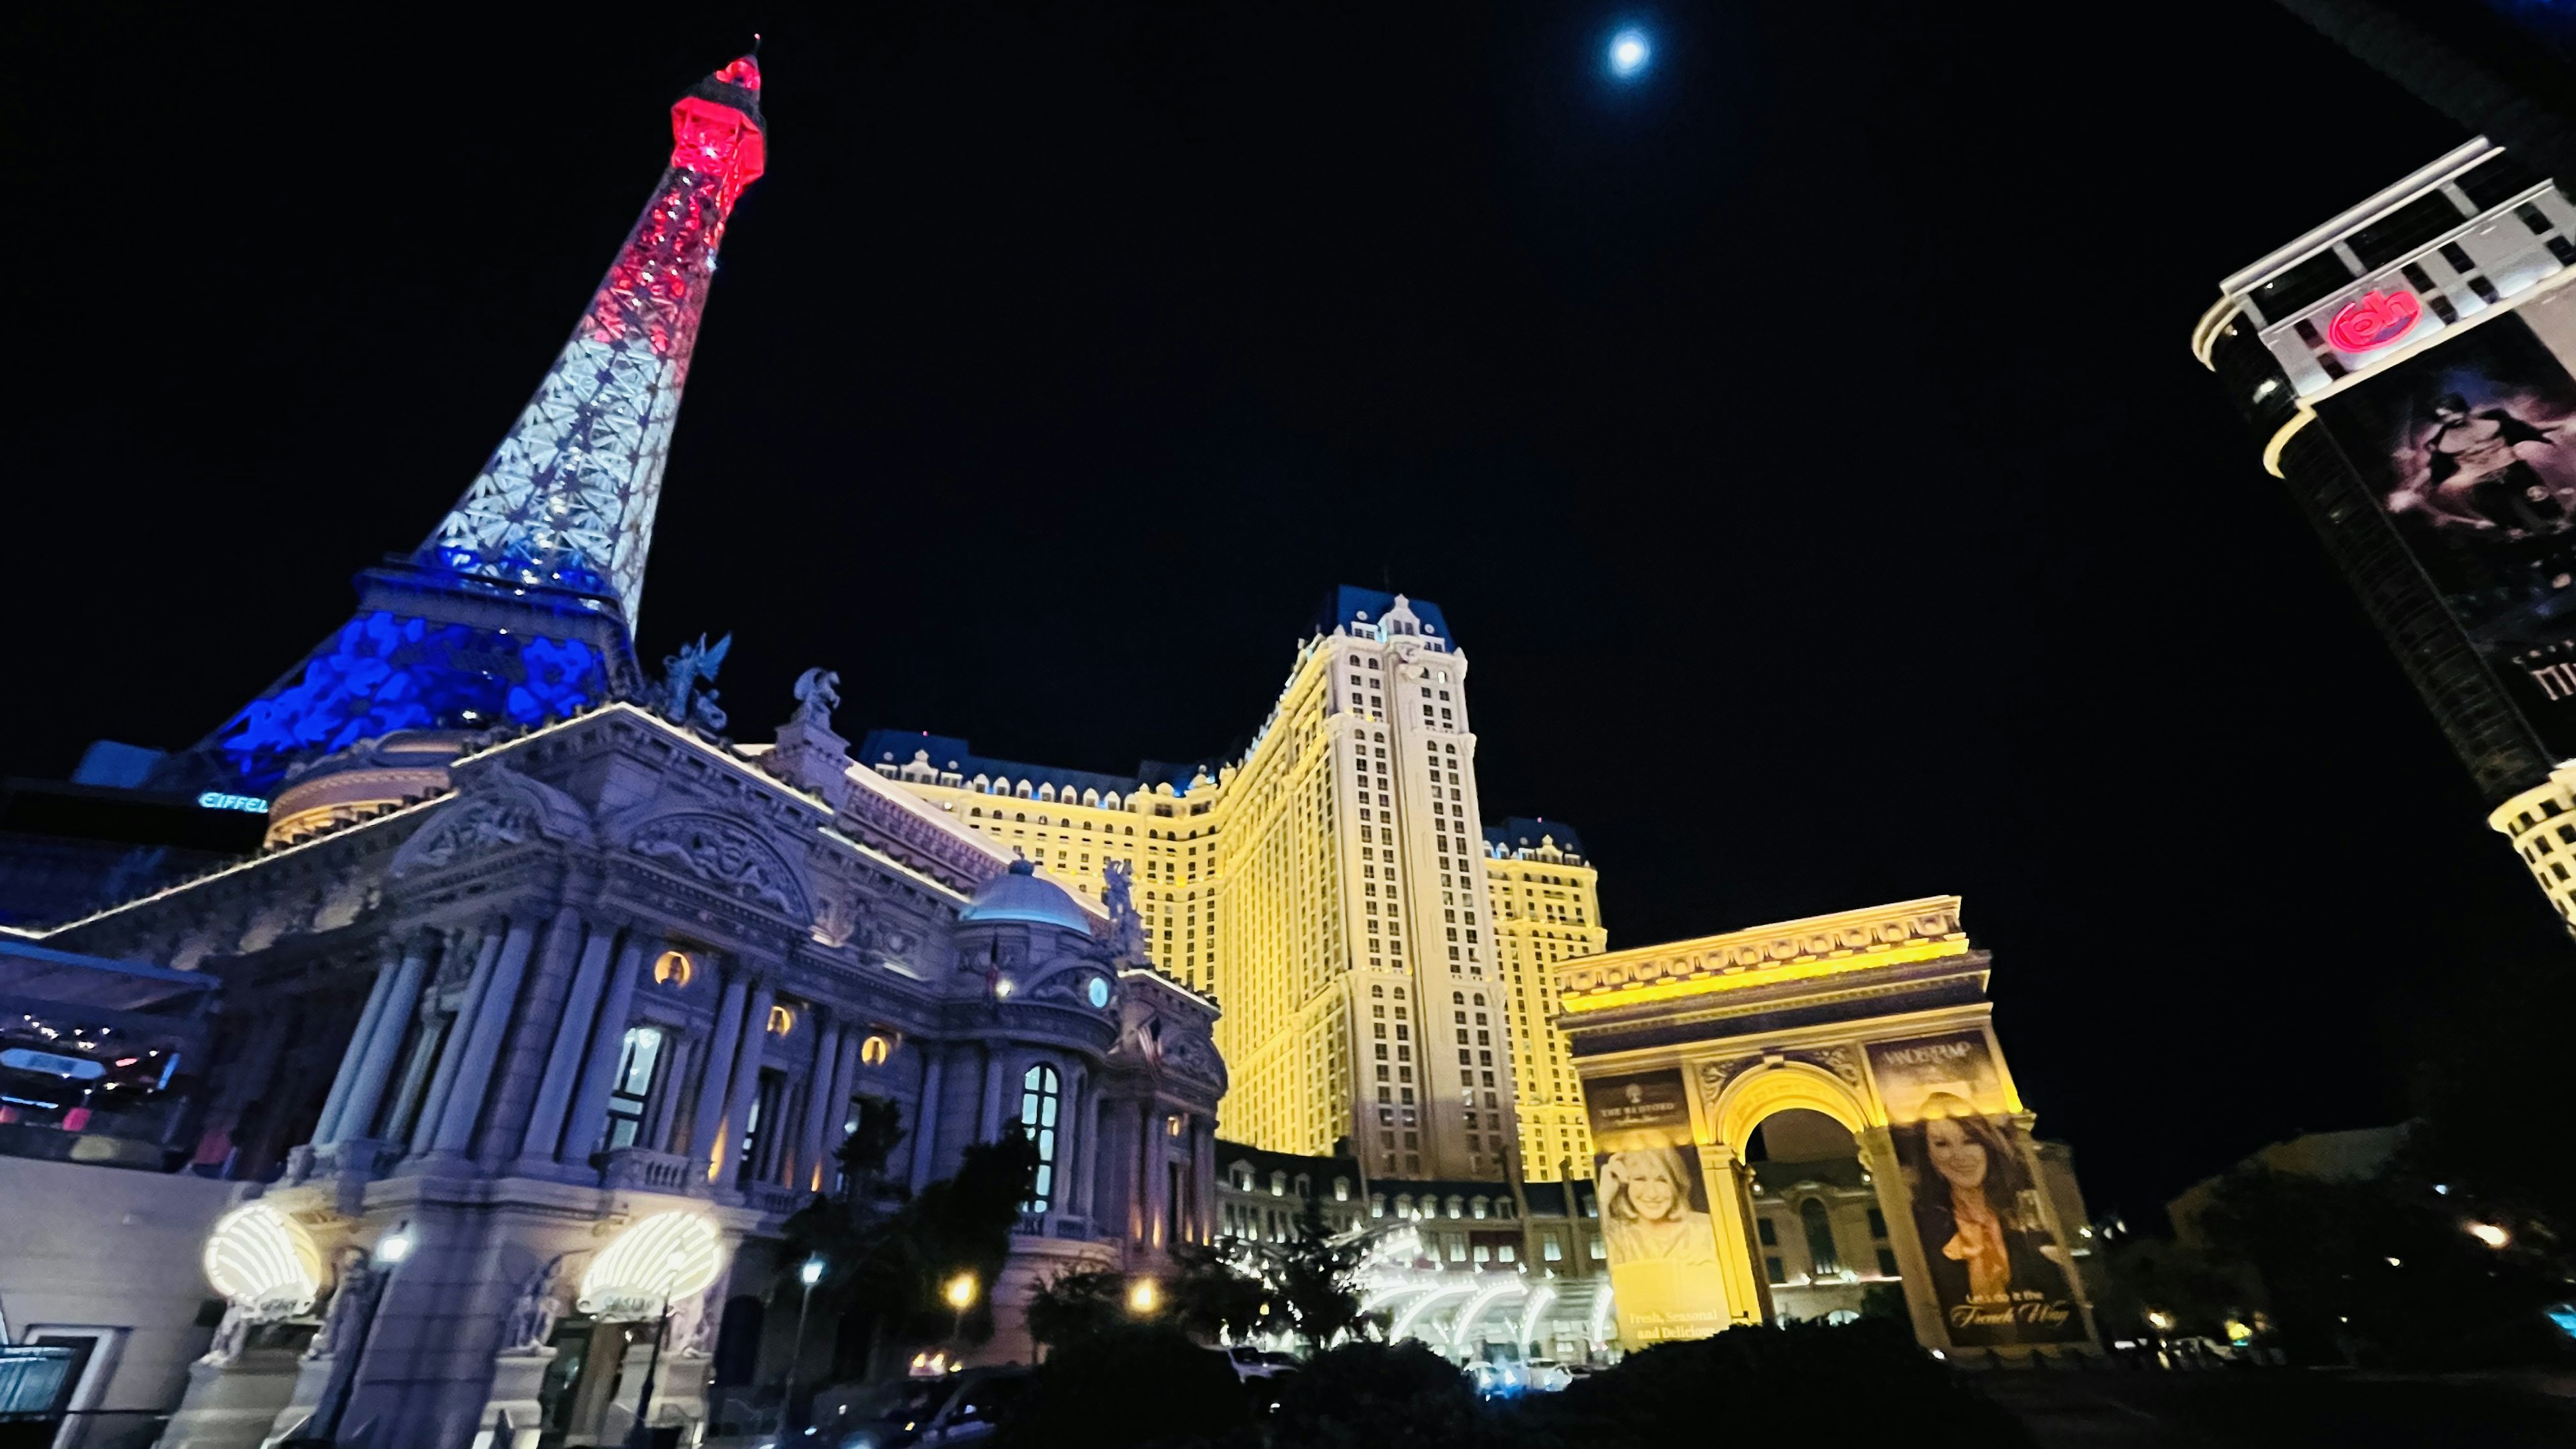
(8, 3), (2568, 1220)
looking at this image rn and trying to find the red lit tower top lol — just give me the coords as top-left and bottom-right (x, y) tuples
(419, 52), (769, 630)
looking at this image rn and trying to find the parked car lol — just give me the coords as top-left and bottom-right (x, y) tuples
(811, 1367), (1033, 1449)
(1222, 1346), (1301, 1382)
(1521, 1359), (1573, 1393)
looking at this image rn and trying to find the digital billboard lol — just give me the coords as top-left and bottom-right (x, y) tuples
(1582, 1069), (1730, 1344)
(2311, 282), (2576, 754)
(1866, 1032), (2086, 1348)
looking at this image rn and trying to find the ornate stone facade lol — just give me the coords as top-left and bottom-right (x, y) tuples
(40, 702), (1224, 1449)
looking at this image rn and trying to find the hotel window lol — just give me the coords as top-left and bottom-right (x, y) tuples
(1765, 1256), (1786, 1285)
(737, 1071), (785, 1187)
(1018, 1064), (1061, 1210)
(601, 1025), (665, 1152)
(1800, 1199), (1841, 1275)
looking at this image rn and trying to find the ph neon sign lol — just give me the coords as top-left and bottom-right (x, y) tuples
(197, 792), (269, 814)
(2327, 289), (2422, 352)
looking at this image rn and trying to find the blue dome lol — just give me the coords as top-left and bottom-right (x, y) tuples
(960, 859), (1092, 932)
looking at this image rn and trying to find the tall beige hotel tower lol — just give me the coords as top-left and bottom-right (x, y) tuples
(862, 588), (1603, 1181)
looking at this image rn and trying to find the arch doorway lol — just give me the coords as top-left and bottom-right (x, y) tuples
(1741, 1109), (1904, 1326)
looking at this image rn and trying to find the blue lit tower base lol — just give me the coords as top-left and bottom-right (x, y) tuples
(144, 56), (769, 828)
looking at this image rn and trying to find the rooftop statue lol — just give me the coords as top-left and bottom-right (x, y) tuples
(790, 667), (842, 731)
(658, 632), (733, 732)
(1101, 858), (1148, 962)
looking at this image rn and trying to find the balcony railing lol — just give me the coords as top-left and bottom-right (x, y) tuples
(600, 1147), (696, 1195)
(285, 1136), (404, 1185)
(744, 1181), (814, 1218)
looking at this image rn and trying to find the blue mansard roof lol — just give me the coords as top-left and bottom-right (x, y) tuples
(1483, 817), (1588, 859)
(1311, 586), (1456, 646)
(857, 729), (1217, 800)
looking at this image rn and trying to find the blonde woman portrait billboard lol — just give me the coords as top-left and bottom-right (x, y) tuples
(1866, 1032), (2084, 1347)
(1583, 1071), (1729, 1344)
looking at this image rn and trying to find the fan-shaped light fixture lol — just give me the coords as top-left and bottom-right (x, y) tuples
(578, 1211), (726, 1320)
(203, 1202), (326, 1317)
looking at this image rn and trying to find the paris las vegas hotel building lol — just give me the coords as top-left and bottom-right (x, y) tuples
(857, 586), (1609, 1187)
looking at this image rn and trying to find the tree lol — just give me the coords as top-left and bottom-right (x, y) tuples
(780, 1116), (1040, 1381)
(2193, 1163), (2569, 1367)
(1232, 1196), (1383, 1352)
(1167, 1241), (1271, 1342)
(997, 1322), (1253, 1449)
(1269, 1341), (1477, 1449)
(1532, 1320), (2031, 1448)
(2410, 947), (2576, 1252)
(1025, 1267), (1128, 1352)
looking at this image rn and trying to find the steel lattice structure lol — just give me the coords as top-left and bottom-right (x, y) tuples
(181, 54), (767, 792)
(420, 55), (767, 629)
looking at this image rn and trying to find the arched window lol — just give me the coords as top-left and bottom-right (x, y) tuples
(1452, 991), (1464, 1004)
(1018, 1065), (1061, 1211)
(969, 806), (984, 818)
(1800, 1198), (1841, 1276)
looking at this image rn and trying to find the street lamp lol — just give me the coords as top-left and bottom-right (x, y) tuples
(2467, 1221), (2511, 1249)
(1126, 1278), (1159, 1317)
(776, 1257), (824, 1442)
(626, 1248), (691, 1449)
(944, 1272), (978, 1347)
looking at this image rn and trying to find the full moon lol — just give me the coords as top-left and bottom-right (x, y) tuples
(1608, 29), (1651, 78)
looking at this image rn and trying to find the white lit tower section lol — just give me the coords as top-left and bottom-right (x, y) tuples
(1322, 592), (1519, 1181)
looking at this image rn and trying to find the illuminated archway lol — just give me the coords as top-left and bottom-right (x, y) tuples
(1707, 1061), (1868, 1151)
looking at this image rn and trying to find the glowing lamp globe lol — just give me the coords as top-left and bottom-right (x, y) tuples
(1608, 30), (1651, 78)
(203, 1202), (326, 1317)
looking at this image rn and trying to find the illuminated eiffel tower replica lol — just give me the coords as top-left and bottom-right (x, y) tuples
(155, 54), (768, 833)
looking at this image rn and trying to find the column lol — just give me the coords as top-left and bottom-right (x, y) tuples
(558, 938), (649, 1165)
(325, 936), (434, 1147)
(311, 951), (399, 1146)
(2008, 1113), (2103, 1347)
(794, 1019), (843, 1193)
(1061, 1074), (1091, 1219)
(977, 1049), (1006, 1143)
(710, 978), (775, 1185)
(409, 924), (505, 1156)
(826, 1032), (861, 1165)
(429, 916), (539, 1155)
(650, 1038), (697, 1155)
(1136, 1099), (1159, 1243)
(908, 1048), (948, 1190)
(1858, 1125), (1949, 1351)
(686, 969), (753, 1171)
(1192, 1118), (1216, 1243)
(516, 923), (619, 1165)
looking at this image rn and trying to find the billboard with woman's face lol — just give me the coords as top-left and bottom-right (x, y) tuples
(1866, 1033), (2085, 1347)
(1583, 1071), (1730, 1344)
